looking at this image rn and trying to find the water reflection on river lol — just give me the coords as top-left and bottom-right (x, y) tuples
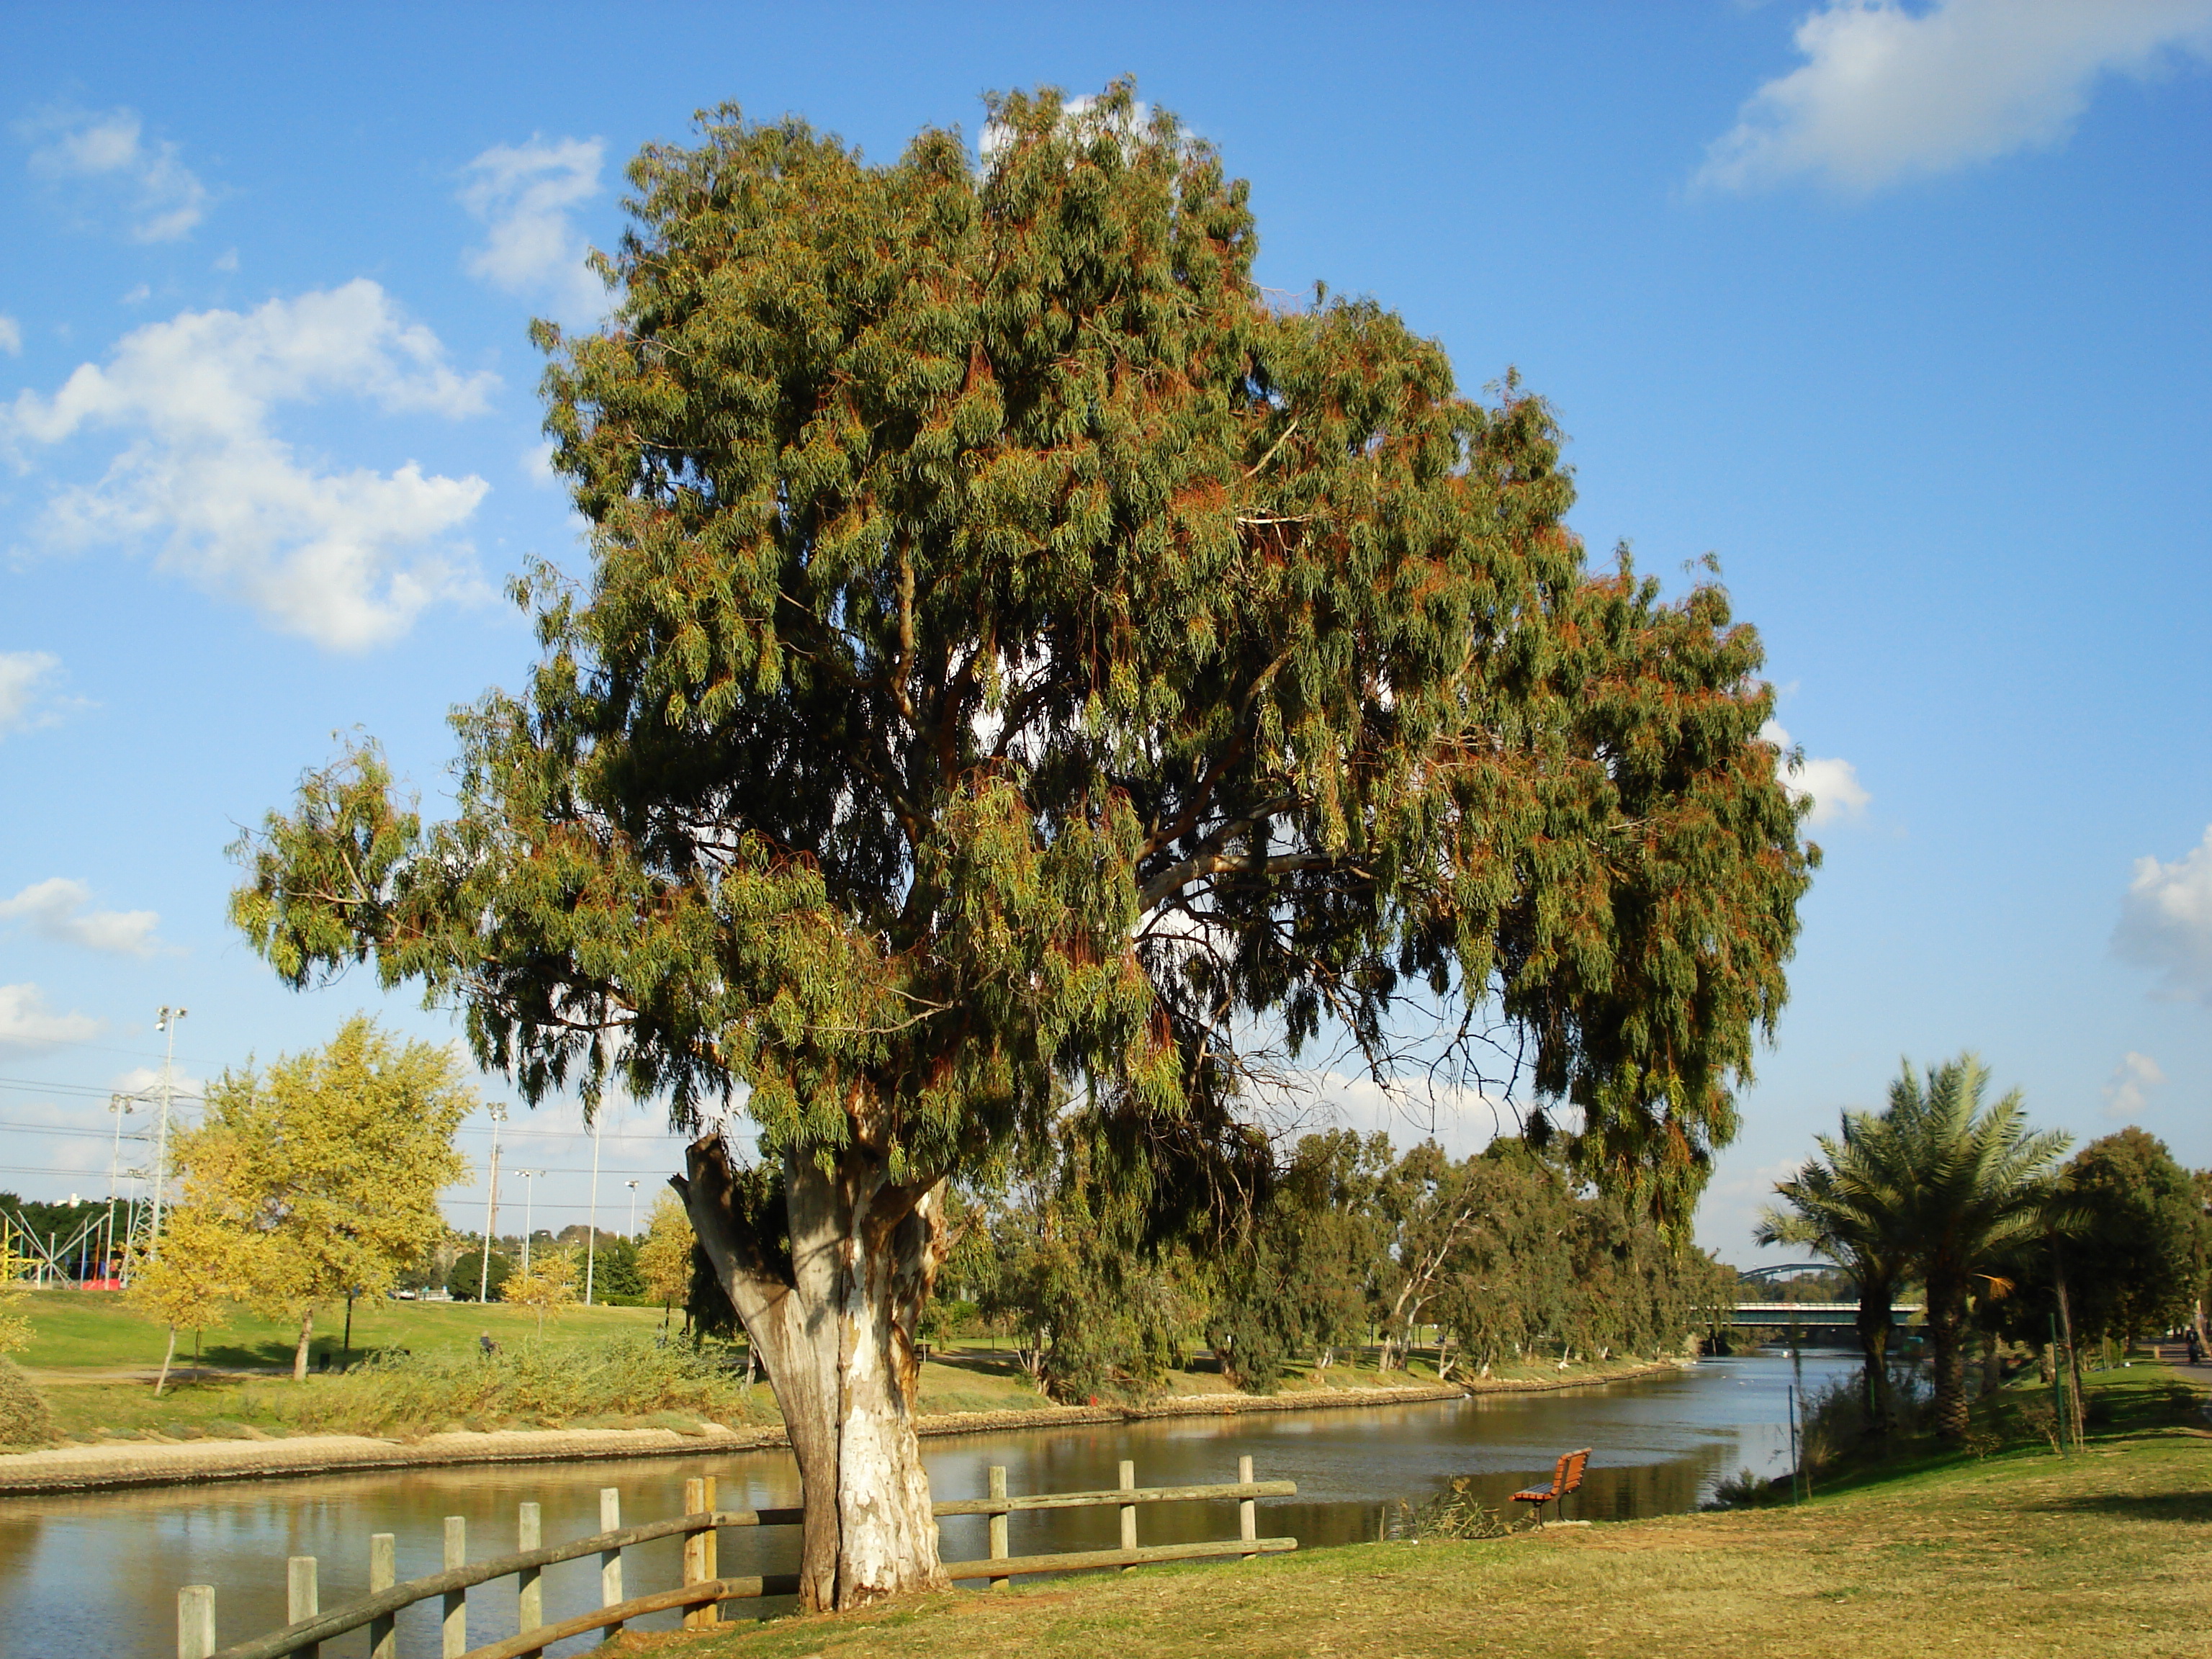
(0, 1352), (1857, 1658)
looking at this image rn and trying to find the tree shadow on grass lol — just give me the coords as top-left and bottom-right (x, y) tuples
(923, 1348), (1035, 1383)
(2012, 1491), (2212, 1523)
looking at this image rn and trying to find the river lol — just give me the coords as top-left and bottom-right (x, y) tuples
(0, 1352), (1857, 1658)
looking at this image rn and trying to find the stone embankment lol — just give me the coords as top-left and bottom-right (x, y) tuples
(0, 1358), (1689, 1496)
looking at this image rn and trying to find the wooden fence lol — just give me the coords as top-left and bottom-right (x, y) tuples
(177, 1457), (1297, 1658)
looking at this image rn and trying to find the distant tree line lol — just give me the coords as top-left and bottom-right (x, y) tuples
(903, 1128), (1735, 1404)
(444, 1228), (648, 1303)
(1761, 1051), (2211, 1446)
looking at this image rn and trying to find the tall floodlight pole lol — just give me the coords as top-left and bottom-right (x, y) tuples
(479, 1104), (505, 1303)
(148, 1007), (186, 1259)
(626, 1180), (639, 1235)
(585, 1117), (603, 1306)
(519, 1171), (541, 1272)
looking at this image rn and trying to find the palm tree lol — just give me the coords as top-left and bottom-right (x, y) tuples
(1884, 1054), (2071, 1444)
(1755, 1107), (1917, 1438)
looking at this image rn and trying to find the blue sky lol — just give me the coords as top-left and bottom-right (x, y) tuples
(1, 1), (2206, 1259)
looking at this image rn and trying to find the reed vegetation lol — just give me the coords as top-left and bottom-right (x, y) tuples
(267, 1337), (769, 1437)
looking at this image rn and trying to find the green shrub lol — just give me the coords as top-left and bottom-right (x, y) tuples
(274, 1336), (765, 1436)
(0, 1357), (56, 1448)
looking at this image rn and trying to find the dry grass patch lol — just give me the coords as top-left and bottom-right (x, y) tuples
(624, 1370), (2210, 1659)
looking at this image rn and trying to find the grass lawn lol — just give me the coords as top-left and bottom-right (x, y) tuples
(9, 1295), (1053, 1440)
(629, 1369), (2212, 1659)
(13, 1287), (670, 1374)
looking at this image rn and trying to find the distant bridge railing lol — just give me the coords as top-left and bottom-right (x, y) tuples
(1728, 1301), (1923, 1329)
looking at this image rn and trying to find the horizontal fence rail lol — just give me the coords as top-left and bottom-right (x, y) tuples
(934, 1477), (1295, 1515)
(182, 1457), (1296, 1659)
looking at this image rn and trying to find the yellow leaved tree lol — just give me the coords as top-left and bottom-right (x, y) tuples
(634, 1192), (695, 1328)
(175, 1015), (472, 1380)
(125, 1206), (242, 1395)
(500, 1245), (580, 1339)
(0, 1234), (34, 1358)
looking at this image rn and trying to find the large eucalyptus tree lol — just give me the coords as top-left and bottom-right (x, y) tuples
(230, 85), (1810, 1607)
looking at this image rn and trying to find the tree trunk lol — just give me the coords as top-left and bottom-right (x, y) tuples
(675, 1134), (948, 1611)
(1928, 1293), (1969, 1443)
(1853, 1293), (1894, 1439)
(1979, 1329), (2004, 1398)
(2054, 1249), (2087, 1444)
(292, 1308), (315, 1383)
(156, 1324), (178, 1397)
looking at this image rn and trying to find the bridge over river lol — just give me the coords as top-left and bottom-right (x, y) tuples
(1728, 1301), (1923, 1329)
(1731, 1262), (1923, 1328)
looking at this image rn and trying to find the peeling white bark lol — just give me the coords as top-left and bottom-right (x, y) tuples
(676, 1135), (948, 1610)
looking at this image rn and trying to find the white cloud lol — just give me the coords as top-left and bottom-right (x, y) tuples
(0, 650), (65, 738)
(121, 283), (150, 306)
(0, 315), (19, 356)
(24, 105), (210, 240)
(1761, 720), (1871, 826)
(0, 878), (165, 957)
(459, 137), (606, 323)
(0, 280), (496, 649)
(1289, 1069), (1525, 1161)
(0, 984), (101, 1054)
(1698, 0), (2212, 194)
(2113, 824), (2212, 1004)
(212, 248), (239, 274)
(2100, 1051), (2164, 1120)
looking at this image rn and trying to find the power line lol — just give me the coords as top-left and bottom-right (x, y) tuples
(0, 1075), (204, 1102)
(0, 1119), (156, 1141)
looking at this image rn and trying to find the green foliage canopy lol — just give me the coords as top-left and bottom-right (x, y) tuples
(2044, 1128), (2200, 1349)
(228, 83), (1810, 1236)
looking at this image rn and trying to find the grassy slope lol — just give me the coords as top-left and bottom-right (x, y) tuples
(642, 1370), (2212, 1659)
(12, 1296), (1056, 1439)
(13, 1290), (1647, 1441)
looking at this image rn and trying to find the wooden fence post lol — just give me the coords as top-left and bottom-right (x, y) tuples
(599, 1487), (624, 1644)
(1118, 1460), (1138, 1573)
(176, 1585), (215, 1659)
(701, 1475), (719, 1626)
(441, 1516), (467, 1659)
(988, 1465), (1010, 1592)
(1238, 1456), (1256, 1559)
(368, 1534), (396, 1659)
(682, 1476), (708, 1629)
(287, 1556), (319, 1659)
(517, 1502), (544, 1659)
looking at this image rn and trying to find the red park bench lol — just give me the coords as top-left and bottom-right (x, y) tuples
(1511, 1447), (1591, 1525)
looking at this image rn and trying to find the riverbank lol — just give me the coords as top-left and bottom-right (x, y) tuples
(0, 1357), (1688, 1496)
(641, 1367), (2212, 1659)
